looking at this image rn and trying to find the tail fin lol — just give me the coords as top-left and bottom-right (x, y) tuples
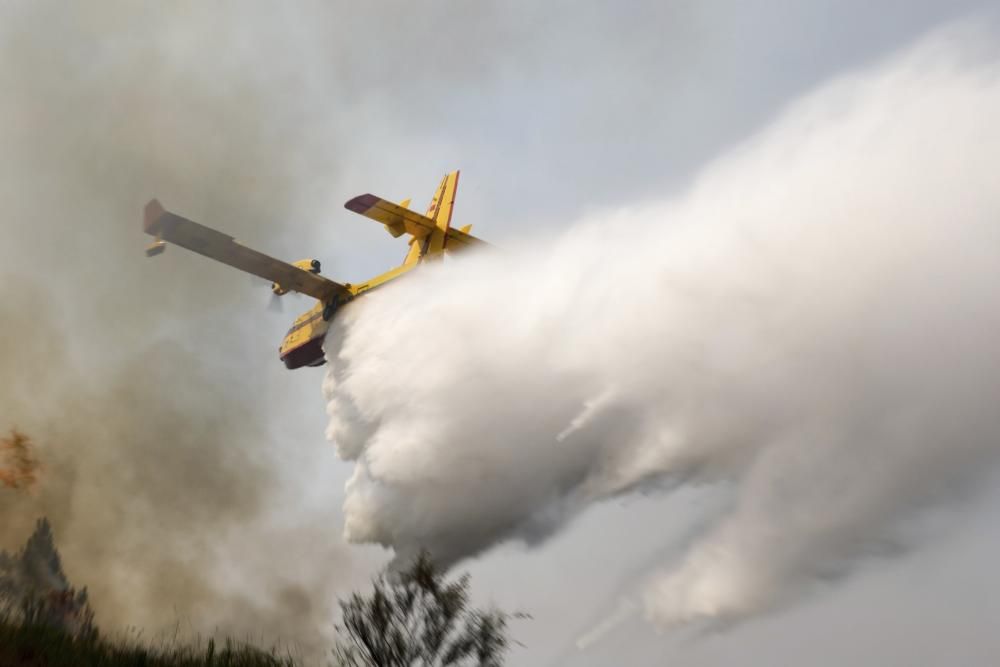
(422, 171), (459, 259)
(402, 170), (460, 265)
(425, 171), (459, 231)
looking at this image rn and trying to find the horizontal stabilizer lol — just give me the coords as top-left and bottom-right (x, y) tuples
(344, 194), (488, 250)
(345, 194), (438, 238)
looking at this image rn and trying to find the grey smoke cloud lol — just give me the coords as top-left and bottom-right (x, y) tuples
(324, 26), (1000, 628)
(0, 286), (354, 651)
(0, 2), (370, 651)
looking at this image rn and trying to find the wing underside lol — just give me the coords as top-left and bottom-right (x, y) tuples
(143, 200), (349, 303)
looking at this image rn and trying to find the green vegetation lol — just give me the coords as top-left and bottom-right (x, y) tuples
(2, 431), (517, 665)
(0, 522), (517, 666)
(0, 621), (296, 667)
(333, 552), (517, 667)
(0, 520), (298, 665)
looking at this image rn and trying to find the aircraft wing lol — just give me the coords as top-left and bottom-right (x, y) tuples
(143, 200), (349, 303)
(344, 194), (489, 248)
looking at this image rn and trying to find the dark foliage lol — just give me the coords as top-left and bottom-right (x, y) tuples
(0, 518), (97, 641)
(332, 553), (517, 667)
(0, 618), (297, 667)
(0, 518), (297, 665)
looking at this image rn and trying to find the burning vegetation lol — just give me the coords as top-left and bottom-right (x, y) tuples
(0, 430), (39, 491)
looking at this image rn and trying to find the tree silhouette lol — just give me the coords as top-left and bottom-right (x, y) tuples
(332, 553), (518, 666)
(0, 518), (96, 640)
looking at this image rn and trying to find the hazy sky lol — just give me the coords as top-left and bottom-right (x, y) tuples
(2, 2), (999, 665)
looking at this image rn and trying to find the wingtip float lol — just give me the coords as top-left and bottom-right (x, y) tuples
(142, 171), (488, 369)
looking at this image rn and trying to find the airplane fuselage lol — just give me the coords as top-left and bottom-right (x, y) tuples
(279, 301), (330, 368)
(278, 261), (421, 368)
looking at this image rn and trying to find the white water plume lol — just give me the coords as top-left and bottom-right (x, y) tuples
(325, 26), (1000, 628)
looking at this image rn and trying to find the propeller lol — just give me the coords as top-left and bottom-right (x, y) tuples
(249, 258), (326, 313)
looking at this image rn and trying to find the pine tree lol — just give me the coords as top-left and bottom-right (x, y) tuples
(0, 518), (97, 639)
(332, 553), (518, 667)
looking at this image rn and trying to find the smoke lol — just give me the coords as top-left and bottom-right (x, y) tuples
(325, 26), (1000, 628)
(0, 3), (371, 651)
(0, 286), (355, 651)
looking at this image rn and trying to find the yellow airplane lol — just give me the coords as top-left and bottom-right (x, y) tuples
(143, 171), (487, 369)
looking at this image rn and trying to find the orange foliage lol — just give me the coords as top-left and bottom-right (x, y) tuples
(0, 429), (40, 490)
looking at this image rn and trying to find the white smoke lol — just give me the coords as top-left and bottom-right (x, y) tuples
(324, 25), (1000, 628)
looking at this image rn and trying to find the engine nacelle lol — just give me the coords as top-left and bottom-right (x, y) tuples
(272, 259), (321, 295)
(294, 258), (322, 274)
